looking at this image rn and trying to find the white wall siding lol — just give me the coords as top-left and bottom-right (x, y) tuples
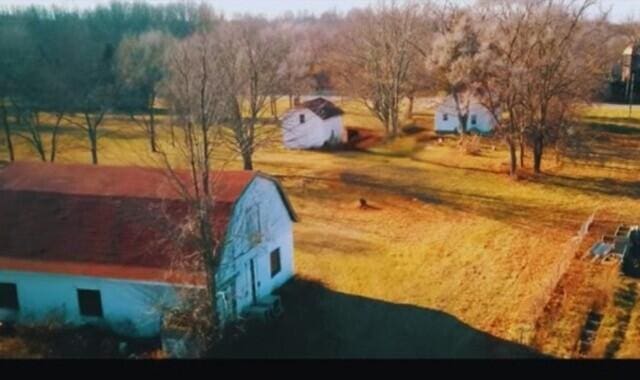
(0, 177), (296, 335)
(323, 115), (345, 144)
(218, 177), (295, 316)
(435, 96), (496, 134)
(0, 271), (188, 338)
(282, 108), (344, 149)
(467, 102), (496, 133)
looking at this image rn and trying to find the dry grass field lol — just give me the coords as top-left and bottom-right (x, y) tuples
(2, 99), (640, 358)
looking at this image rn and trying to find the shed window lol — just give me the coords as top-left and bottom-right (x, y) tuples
(0, 283), (19, 310)
(443, 113), (448, 121)
(299, 114), (306, 124)
(270, 248), (282, 278)
(77, 289), (103, 317)
(471, 115), (477, 125)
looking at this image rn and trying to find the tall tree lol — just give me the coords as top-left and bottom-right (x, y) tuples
(333, 1), (424, 138)
(216, 18), (290, 170)
(118, 30), (175, 153)
(519, 0), (604, 173)
(160, 27), (229, 352)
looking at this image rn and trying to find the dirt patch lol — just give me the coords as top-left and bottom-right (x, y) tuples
(345, 127), (384, 150)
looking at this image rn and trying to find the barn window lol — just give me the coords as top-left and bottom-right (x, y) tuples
(443, 113), (448, 121)
(0, 283), (19, 310)
(299, 114), (306, 124)
(246, 205), (261, 235)
(270, 248), (282, 278)
(77, 289), (103, 317)
(471, 115), (477, 125)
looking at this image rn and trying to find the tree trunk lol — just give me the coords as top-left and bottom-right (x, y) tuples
(34, 136), (46, 162)
(288, 95), (293, 108)
(49, 114), (63, 163)
(149, 95), (157, 153)
(519, 138), (525, 168)
(391, 116), (399, 137)
(270, 96), (278, 120)
(533, 134), (543, 174)
(508, 136), (517, 177)
(1, 105), (14, 162)
(198, 209), (221, 350)
(242, 150), (253, 171)
(406, 95), (414, 120)
(390, 101), (400, 138)
(452, 91), (467, 136)
(30, 112), (46, 162)
(89, 129), (98, 165)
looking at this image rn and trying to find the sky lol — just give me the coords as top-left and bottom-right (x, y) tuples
(0, 0), (637, 21)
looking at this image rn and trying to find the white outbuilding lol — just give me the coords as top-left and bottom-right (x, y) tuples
(434, 95), (497, 134)
(0, 162), (297, 339)
(281, 97), (345, 149)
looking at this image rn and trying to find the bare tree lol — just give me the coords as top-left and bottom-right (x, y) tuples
(216, 18), (290, 170)
(117, 30), (176, 153)
(158, 28), (230, 351)
(64, 41), (120, 165)
(277, 22), (316, 111)
(14, 108), (65, 162)
(332, 1), (424, 137)
(472, 0), (606, 176)
(520, 0), (605, 173)
(473, 0), (536, 177)
(0, 22), (28, 162)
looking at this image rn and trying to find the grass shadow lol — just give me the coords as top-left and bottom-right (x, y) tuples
(214, 278), (544, 358)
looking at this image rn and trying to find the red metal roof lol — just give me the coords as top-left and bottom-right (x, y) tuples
(0, 162), (294, 285)
(0, 162), (255, 203)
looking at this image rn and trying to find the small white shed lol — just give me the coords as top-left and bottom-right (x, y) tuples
(281, 97), (345, 149)
(0, 162), (298, 338)
(435, 95), (497, 134)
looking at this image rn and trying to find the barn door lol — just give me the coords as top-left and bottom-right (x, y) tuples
(249, 258), (258, 305)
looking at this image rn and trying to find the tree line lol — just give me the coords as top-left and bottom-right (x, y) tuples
(0, 0), (636, 174)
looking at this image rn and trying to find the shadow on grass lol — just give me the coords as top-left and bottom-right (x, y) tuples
(536, 174), (640, 199)
(338, 170), (576, 231)
(582, 118), (640, 132)
(214, 278), (543, 358)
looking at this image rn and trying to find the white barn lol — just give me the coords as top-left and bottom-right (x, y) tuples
(434, 95), (497, 134)
(0, 162), (297, 338)
(281, 97), (345, 149)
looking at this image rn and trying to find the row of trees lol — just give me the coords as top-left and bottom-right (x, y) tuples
(1, 1), (632, 175)
(0, 2), (319, 169)
(0, 2), (199, 164)
(331, 0), (620, 176)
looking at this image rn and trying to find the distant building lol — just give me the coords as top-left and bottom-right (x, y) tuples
(607, 43), (640, 103)
(434, 95), (497, 134)
(622, 43), (640, 83)
(281, 97), (345, 149)
(0, 162), (297, 338)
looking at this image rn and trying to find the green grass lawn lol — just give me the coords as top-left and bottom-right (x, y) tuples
(2, 99), (640, 358)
